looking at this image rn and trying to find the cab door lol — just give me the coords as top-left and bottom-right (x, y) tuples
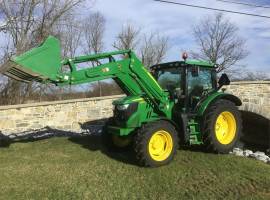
(187, 67), (214, 111)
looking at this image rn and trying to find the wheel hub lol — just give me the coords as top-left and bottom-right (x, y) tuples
(215, 111), (237, 145)
(148, 130), (173, 161)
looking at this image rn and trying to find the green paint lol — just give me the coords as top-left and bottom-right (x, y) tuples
(188, 119), (203, 145)
(151, 60), (215, 70)
(196, 92), (239, 116)
(185, 60), (215, 68)
(6, 36), (241, 146)
(11, 36), (62, 81)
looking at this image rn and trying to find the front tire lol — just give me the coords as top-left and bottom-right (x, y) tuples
(102, 118), (132, 151)
(202, 99), (242, 153)
(134, 120), (179, 167)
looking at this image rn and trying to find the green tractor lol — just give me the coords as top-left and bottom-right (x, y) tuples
(2, 36), (242, 167)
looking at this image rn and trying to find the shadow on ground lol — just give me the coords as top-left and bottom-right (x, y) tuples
(241, 111), (270, 152)
(68, 135), (138, 166)
(0, 119), (138, 166)
(0, 113), (269, 165)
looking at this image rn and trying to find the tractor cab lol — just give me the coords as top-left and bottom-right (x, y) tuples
(151, 58), (219, 112)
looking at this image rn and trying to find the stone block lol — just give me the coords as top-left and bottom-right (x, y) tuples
(0, 120), (15, 129)
(16, 123), (30, 128)
(72, 122), (81, 130)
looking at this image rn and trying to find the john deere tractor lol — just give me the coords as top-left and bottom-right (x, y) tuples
(2, 36), (242, 167)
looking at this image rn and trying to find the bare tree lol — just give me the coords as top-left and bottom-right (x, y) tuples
(60, 19), (82, 58)
(113, 23), (169, 68)
(192, 13), (248, 72)
(83, 12), (105, 54)
(55, 16), (84, 100)
(140, 32), (168, 68)
(88, 82), (123, 97)
(0, 0), (87, 104)
(239, 71), (269, 81)
(0, 0), (86, 53)
(113, 23), (141, 50)
(82, 12), (106, 96)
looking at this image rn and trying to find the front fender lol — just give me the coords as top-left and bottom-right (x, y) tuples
(196, 92), (242, 117)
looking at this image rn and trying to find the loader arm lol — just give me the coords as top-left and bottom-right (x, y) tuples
(2, 36), (171, 116)
(60, 50), (170, 113)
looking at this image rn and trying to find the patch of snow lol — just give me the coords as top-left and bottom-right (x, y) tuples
(231, 148), (270, 164)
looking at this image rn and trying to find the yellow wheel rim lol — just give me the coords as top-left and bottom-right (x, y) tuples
(148, 130), (173, 161)
(215, 111), (237, 145)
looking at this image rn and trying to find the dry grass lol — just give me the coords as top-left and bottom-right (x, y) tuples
(0, 135), (270, 199)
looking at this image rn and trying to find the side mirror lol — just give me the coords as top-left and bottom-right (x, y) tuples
(191, 66), (199, 77)
(218, 73), (230, 88)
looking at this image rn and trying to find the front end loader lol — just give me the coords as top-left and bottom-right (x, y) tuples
(1, 36), (242, 167)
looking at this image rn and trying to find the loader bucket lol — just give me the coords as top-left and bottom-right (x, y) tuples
(1, 36), (62, 83)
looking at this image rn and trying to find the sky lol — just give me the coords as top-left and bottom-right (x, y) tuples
(92, 0), (270, 75)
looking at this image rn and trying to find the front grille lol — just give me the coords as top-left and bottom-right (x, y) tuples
(113, 102), (138, 125)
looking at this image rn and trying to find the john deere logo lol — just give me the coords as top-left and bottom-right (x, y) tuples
(102, 68), (109, 72)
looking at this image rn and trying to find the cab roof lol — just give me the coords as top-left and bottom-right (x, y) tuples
(151, 60), (216, 70)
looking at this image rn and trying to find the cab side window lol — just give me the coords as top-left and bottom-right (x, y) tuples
(187, 68), (212, 97)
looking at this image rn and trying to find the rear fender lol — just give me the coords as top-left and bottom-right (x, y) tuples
(196, 92), (242, 117)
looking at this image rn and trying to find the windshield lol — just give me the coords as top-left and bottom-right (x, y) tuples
(154, 67), (182, 90)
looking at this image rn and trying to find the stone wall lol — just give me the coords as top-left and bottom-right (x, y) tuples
(0, 81), (269, 137)
(224, 81), (270, 119)
(224, 81), (270, 147)
(0, 95), (124, 135)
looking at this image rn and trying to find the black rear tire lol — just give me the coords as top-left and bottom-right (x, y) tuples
(134, 120), (179, 167)
(202, 99), (242, 153)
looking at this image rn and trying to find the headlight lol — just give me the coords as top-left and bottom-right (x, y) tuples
(117, 104), (129, 111)
(114, 102), (138, 123)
